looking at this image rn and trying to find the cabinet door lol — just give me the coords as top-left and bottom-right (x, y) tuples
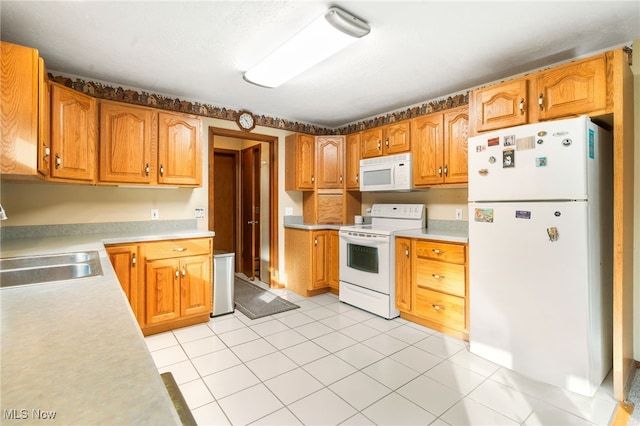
(383, 121), (411, 155)
(145, 259), (181, 324)
(533, 54), (607, 121)
(443, 107), (469, 185)
(157, 112), (202, 186)
(1, 42), (39, 176)
(50, 83), (97, 182)
(395, 237), (412, 312)
(311, 231), (328, 289)
(285, 133), (315, 190)
(471, 78), (528, 132)
(316, 136), (344, 189)
(328, 230), (340, 292)
(361, 128), (383, 158)
(345, 133), (361, 190)
(180, 255), (212, 317)
(100, 101), (156, 184)
(412, 112), (444, 186)
(37, 57), (51, 177)
(106, 245), (139, 324)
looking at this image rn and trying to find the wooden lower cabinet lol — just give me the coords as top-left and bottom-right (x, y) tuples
(395, 237), (469, 340)
(107, 237), (212, 336)
(284, 228), (339, 297)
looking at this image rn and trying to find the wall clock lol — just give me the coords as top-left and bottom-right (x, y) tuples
(236, 110), (256, 132)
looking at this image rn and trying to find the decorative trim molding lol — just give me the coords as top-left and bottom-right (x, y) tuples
(49, 74), (468, 136)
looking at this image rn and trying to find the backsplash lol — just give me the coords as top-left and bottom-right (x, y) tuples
(1, 219), (197, 240)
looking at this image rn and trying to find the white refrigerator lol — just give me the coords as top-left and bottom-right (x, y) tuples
(467, 116), (613, 396)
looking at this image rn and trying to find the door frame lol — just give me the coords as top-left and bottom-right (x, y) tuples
(208, 127), (279, 287)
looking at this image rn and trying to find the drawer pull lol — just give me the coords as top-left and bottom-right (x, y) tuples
(432, 304), (444, 311)
(175, 268), (179, 279)
(432, 249), (445, 255)
(432, 274), (445, 280)
(182, 267), (186, 278)
(132, 253), (136, 266)
(173, 248), (187, 252)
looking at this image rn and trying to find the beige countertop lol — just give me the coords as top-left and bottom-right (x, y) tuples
(394, 227), (469, 243)
(0, 230), (213, 425)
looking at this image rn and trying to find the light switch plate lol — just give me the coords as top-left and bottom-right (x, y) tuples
(195, 208), (205, 219)
(151, 209), (159, 220)
(455, 208), (463, 221)
(285, 207), (293, 216)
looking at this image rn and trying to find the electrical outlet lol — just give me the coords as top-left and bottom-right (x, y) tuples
(195, 208), (205, 219)
(285, 207), (293, 216)
(455, 208), (463, 221)
(151, 209), (159, 220)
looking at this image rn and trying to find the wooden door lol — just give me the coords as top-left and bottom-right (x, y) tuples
(157, 112), (201, 186)
(37, 57), (50, 177)
(316, 136), (344, 189)
(328, 230), (340, 293)
(180, 256), (212, 317)
(361, 128), (383, 158)
(395, 237), (412, 312)
(106, 244), (139, 324)
(383, 121), (411, 154)
(471, 77), (528, 133)
(213, 149), (238, 256)
(533, 54), (607, 121)
(50, 83), (97, 182)
(311, 231), (328, 289)
(145, 259), (181, 325)
(345, 133), (361, 190)
(412, 112), (444, 186)
(100, 101), (155, 184)
(241, 145), (260, 279)
(443, 107), (469, 185)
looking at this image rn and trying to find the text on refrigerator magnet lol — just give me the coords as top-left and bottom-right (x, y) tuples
(504, 135), (516, 146)
(536, 157), (547, 167)
(475, 208), (494, 223)
(488, 137), (499, 147)
(547, 227), (559, 242)
(516, 136), (536, 151)
(503, 149), (515, 168)
(515, 210), (531, 219)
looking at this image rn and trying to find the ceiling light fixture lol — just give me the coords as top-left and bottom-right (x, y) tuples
(243, 7), (370, 88)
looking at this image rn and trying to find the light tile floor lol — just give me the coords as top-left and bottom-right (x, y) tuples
(145, 287), (617, 425)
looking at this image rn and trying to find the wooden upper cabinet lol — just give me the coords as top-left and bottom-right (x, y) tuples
(471, 77), (528, 133)
(1, 42), (42, 178)
(443, 106), (469, 185)
(285, 133), (315, 190)
(412, 112), (444, 186)
(157, 111), (202, 186)
(100, 101), (156, 184)
(345, 132), (361, 190)
(361, 127), (383, 158)
(383, 121), (411, 155)
(50, 82), (97, 182)
(362, 121), (411, 158)
(37, 57), (51, 178)
(532, 54), (607, 121)
(316, 135), (344, 189)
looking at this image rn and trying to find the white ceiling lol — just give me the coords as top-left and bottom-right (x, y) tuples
(1, 1), (638, 129)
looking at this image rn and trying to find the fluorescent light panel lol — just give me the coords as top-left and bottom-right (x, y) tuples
(244, 7), (370, 88)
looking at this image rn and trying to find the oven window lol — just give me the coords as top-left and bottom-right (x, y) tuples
(347, 243), (379, 273)
(362, 168), (391, 186)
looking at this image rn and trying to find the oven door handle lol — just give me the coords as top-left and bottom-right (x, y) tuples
(340, 234), (389, 245)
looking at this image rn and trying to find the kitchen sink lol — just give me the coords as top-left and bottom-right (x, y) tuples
(0, 251), (103, 288)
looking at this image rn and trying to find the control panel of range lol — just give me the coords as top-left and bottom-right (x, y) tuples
(369, 204), (425, 220)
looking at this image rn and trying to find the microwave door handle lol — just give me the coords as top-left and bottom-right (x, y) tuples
(390, 165), (396, 186)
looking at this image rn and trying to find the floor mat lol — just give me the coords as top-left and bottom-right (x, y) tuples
(234, 277), (299, 320)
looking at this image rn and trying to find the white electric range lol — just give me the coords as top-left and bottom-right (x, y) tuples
(339, 204), (425, 319)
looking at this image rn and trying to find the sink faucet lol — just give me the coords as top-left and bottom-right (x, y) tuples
(0, 203), (7, 220)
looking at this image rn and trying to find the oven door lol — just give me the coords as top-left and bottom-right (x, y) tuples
(339, 230), (390, 294)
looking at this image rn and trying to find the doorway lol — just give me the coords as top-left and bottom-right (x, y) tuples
(208, 127), (279, 287)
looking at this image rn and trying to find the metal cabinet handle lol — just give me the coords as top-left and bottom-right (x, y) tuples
(432, 249), (445, 254)
(385, 138), (389, 148)
(538, 94), (544, 110)
(175, 268), (179, 279)
(444, 165), (448, 177)
(438, 166), (442, 177)
(311, 175), (315, 183)
(432, 274), (445, 280)
(314, 238), (318, 246)
(519, 98), (525, 115)
(355, 174), (359, 183)
(145, 163), (150, 175)
(55, 153), (62, 169)
(432, 304), (444, 311)
(160, 165), (164, 176)
(405, 248), (409, 257)
(182, 267), (186, 278)
(132, 253), (136, 266)
(173, 248), (187, 252)
(43, 145), (50, 158)
(339, 175), (343, 183)
(377, 140), (381, 150)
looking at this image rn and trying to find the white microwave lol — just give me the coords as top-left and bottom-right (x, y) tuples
(359, 153), (413, 192)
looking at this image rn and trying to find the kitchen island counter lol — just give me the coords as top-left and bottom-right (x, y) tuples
(0, 229), (213, 425)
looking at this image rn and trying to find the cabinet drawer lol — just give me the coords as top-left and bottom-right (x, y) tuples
(415, 240), (465, 264)
(415, 287), (465, 330)
(415, 259), (465, 297)
(144, 238), (212, 260)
